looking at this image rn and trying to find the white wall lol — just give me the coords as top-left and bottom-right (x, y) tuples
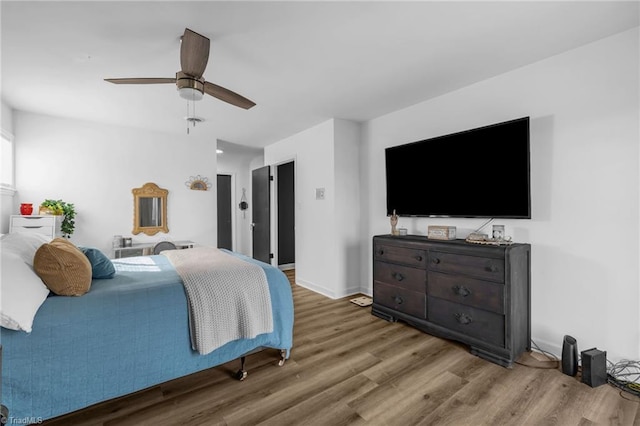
(264, 119), (362, 298)
(334, 119), (362, 296)
(1, 101), (13, 134)
(360, 28), (639, 362)
(265, 120), (335, 295)
(1, 101), (16, 232)
(12, 111), (217, 255)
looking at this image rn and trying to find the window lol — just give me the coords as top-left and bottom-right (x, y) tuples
(1, 129), (15, 194)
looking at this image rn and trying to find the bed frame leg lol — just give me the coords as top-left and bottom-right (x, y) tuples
(278, 349), (286, 367)
(234, 356), (248, 381)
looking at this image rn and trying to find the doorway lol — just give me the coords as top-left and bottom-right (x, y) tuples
(251, 161), (296, 267)
(277, 161), (295, 268)
(252, 166), (271, 263)
(217, 174), (232, 250)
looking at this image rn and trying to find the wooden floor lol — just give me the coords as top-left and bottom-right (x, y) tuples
(44, 269), (639, 426)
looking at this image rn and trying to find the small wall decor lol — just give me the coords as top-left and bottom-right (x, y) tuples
(239, 188), (249, 218)
(132, 183), (169, 236)
(185, 175), (212, 191)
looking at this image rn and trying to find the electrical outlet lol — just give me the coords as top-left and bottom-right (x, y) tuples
(315, 188), (325, 200)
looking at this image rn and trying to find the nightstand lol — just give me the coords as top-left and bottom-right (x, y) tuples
(10, 215), (62, 239)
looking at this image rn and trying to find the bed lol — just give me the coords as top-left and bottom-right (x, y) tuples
(0, 233), (294, 422)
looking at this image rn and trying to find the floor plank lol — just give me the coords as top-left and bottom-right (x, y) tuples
(42, 270), (640, 425)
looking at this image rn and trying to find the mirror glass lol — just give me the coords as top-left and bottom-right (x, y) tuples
(132, 182), (169, 235)
(139, 197), (163, 227)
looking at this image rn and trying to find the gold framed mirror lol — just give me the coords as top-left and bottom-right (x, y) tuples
(132, 182), (169, 236)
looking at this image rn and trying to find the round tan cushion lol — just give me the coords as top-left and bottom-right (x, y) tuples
(33, 238), (92, 296)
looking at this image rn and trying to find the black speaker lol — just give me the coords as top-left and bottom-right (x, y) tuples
(561, 335), (578, 376)
(581, 348), (607, 387)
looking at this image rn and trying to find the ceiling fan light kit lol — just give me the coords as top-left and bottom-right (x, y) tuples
(104, 27), (255, 131)
(179, 87), (203, 101)
(177, 71), (205, 101)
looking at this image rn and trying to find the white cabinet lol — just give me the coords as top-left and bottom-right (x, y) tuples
(10, 215), (62, 239)
(113, 241), (195, 259)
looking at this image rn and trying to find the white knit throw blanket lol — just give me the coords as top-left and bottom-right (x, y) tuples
(162, 247), (273, 355)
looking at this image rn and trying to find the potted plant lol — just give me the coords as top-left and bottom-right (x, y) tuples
(39, 199), (76, 238)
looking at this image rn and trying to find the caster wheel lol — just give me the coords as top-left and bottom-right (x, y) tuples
(234, 369), (248, 381)
(1, 404), (8, 425)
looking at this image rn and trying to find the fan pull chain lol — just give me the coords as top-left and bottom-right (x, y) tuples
(192, 100), (197, 129)
(185, 98), (199, 135)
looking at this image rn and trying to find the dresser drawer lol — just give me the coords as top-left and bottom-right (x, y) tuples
(374, 243), (426, 268)
(374, 282), (426, 319)
(10, 225), (54, 236)
(10, 215), (61, 238)
(428, 272), (504, 314)
(11, 216), (57, 227)
(374, 261), (425, 293)
(428, 251), (504, 282)
(428, 297), (505, 347)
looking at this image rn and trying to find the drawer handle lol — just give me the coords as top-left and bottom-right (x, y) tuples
(23, 226), (44, 229)
(392, 272), (404, 282)
(485, 265), (499, 273)
(393, 296), (404, 305)
(431, 258), (440, 265)
(377, 249), (384, 256)
(453, 285), (471, 297)
(415, 255), (423, 262)
(455, 313), (473, 325)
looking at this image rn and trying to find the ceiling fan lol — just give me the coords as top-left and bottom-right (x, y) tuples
(105, 28), (255, 110)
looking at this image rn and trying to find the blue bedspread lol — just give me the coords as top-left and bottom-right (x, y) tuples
(0, 251), (293, 421)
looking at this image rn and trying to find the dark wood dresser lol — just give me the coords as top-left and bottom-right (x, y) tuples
(372, 234), (531, 367)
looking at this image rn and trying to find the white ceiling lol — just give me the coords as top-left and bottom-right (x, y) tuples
(2, 1), (638, 148)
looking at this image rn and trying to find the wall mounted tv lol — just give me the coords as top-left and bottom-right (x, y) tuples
(385, 117), (531, 219)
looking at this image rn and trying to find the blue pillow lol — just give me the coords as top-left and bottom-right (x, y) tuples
(79, 247), (116, 279)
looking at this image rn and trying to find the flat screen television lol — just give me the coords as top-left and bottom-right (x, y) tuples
(385, 117), (531, 219)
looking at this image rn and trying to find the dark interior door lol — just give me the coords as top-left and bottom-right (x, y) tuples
(277, 161), (295, 266)
(252, 166), (271, 263)
(217, 174), (232, 250)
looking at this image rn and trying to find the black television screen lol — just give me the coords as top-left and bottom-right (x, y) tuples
(385, 117), (531, 219)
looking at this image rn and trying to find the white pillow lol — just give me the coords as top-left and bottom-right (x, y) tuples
(1, 251), (50, 332)
(0, 232), (52, 266)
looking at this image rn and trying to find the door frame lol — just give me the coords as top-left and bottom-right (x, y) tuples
(252, 165), (272, 263)
(270, 157), (297, 270)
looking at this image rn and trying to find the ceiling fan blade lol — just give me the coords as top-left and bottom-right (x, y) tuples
(104, 78), (176, 84)
(181, 28), (210, 79)
(204, 81), (256, 110)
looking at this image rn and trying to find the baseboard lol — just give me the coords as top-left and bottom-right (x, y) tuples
(278, 263), (295, 271)
(295, 278), (368, 300)
(530, 337), (562, 361)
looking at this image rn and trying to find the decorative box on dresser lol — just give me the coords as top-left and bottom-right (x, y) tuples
(372, 234), (531, 368)
(9, 215), (62, 238)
